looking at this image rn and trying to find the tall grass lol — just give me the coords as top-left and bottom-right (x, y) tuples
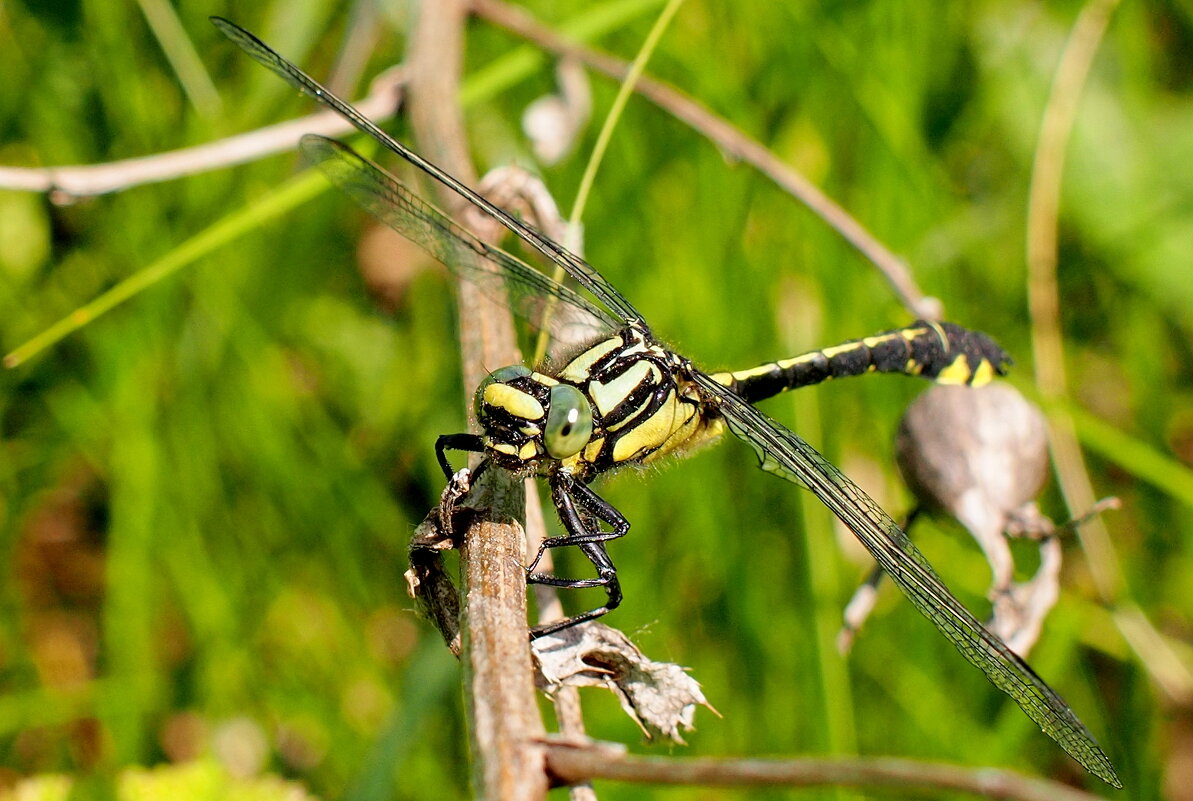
(1, 1), (1187, 798)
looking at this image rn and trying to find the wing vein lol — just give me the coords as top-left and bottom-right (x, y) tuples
(692, 370), (1120, 788)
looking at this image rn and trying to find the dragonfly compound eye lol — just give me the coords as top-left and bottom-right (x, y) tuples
(544, 384), (593, 459)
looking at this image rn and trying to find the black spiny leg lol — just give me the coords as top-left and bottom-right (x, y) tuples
(435, 433), (484, 481)
(529, 473), (629, 637)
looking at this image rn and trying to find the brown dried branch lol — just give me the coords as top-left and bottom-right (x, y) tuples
(405, 2), (548, 798)
(543, 741), (1111, 801)
(1025, 0), (1193, 702)
(1026, 0), (1122, 605)
(0, 68), (405, 202)
(468, 165), (600, 801)
(470, 0), (933, 318)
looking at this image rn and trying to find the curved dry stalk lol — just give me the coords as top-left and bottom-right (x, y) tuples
(1, 0), (928, 319)
(1026, 0), (1122, 602)
(1025, 0), (1192, 701)
(0, 68), (406, 201)
(544, 741), (1112, 801)
(471, 0), (933, 319)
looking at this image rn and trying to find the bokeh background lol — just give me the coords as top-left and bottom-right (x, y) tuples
(1, 0), (1190, 798)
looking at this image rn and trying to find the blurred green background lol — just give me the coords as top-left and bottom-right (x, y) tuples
(0, 0), (1189, 798)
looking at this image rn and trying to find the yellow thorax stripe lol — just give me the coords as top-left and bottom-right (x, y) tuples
(582, 437), (605, 462)
(612, 390), (678, 463)
(559, 337), (622, 383)
(590, 360), (657, 417)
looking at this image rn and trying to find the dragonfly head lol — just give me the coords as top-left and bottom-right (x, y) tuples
(474, 365), (594, 470)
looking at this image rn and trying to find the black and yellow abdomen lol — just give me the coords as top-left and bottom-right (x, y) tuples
(712, 320), (1011, 405)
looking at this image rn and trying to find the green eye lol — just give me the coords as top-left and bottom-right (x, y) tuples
(474, 365), (532, 418)
(544, 385), (593, 458)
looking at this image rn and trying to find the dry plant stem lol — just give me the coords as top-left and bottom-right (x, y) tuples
(0, 70), (406, 200)
(326, 2), (383, 99)
(507, 186), (596, 801)
(468, 168), (592, 759)
(406, 1), (547, 798)
(544, 744), (1109, 801)
(1026, 0), (1122, 601)
(558, 692), (598, 801)
(471, 0), (931, 318)
(526, 498), (595, 801)
(1114, 603), (1193, 704)
(1027, 0), (1193, 703)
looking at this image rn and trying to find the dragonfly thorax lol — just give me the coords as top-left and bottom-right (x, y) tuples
(474, 328), (711, 477)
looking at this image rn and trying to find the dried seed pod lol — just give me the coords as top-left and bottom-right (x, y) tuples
(895, 382), (1057, 655)
(522, 58), (591, 165)
(896, 383), (1050, 535)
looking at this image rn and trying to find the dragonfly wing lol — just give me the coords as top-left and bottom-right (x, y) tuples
(302, 135), (619, 340)
(213, 16), (643, 330)
(691, 370), (1120, 788)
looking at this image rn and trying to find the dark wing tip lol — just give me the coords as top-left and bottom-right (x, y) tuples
(210, 16), (249, 43)
(210, 17), (274, 69)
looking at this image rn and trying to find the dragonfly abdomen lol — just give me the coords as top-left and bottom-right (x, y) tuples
(713, 321), (1011, 405)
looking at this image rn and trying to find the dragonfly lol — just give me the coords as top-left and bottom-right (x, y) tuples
(212, 18), (1119, 787)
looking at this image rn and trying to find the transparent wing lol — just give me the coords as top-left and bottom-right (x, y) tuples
(212, 16), (643, 330)
(690, 370), (1121, 789)
(302, 135), (619, 340)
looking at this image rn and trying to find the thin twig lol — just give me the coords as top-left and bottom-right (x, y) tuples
(471, 0), (933, 318)
(524, 492), (596, 801)
(1, 0), (927, 320)
(544, 742), (1111, 801)
(0, 68), (405, 200)
(1026, 0), (1193, 706)
(504, 188), (598, 801)
(1025, 0), (1123, 601)
(326, 1), (383, 98)
(406, 2), (548, 799)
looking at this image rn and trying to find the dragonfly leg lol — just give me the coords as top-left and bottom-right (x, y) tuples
(526, 506), (625, 574)
(435, 433), (484, 481)
(528, 475), (628, 637)
(528, 475), (629, 572)
(530, 542), (622, 637)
